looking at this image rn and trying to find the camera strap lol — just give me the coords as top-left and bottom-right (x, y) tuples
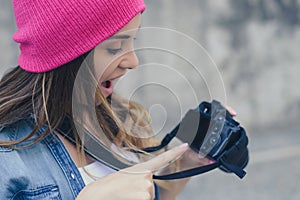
(137, 100), (249, 179)
(57, 101), (248, 180)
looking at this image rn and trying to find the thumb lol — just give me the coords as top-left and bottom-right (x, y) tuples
(128, 143), (189, 173)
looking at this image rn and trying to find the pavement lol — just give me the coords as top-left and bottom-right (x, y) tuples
(177, 127), (300, 200)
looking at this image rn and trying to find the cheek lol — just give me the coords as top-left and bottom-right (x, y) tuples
(93, 48), (121, 82)
(93, 64), (104, 82)
(93, 59), (119, 83)
(93, 51), (109, 81)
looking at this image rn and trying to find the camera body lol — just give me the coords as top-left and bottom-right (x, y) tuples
(174, 100), (249, 174)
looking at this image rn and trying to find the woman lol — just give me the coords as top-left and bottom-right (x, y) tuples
(0, 0), (208, 199)
(1, 0), (240, 198)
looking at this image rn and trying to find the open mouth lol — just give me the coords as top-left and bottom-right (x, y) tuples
(101, 80), (112, 89)
(100, 80), (113, 96)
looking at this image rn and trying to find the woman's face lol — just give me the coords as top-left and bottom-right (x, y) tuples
(93, 14), (142, 98)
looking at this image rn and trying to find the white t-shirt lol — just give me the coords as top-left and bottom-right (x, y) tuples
(78, 161), (116, 185)
(78, 144), (140, 185)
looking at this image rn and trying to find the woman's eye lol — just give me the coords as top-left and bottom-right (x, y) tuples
(107, 48), (122, 55)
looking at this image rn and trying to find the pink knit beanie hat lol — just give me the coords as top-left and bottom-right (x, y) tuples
(12, 0), (146, 73)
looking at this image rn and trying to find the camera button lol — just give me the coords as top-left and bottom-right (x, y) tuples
(210, 137), (217, 144)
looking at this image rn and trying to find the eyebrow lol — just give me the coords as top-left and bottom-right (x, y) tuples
(107, 34), (131, 40)
(107, 26), (142, 40)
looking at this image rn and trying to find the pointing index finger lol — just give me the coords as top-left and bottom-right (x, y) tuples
(132, 143), (189, 173)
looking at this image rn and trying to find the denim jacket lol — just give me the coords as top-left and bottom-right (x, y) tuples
(0, 116), (160, 200)
(0, 117), (85, 199)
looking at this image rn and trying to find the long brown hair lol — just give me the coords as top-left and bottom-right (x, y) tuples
(0, 51), (154, 151)
(0, 52), (176, 191)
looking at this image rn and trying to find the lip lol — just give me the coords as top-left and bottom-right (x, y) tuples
(108, 73), (126, 81)
(100, 80), (113, 97)
(100, 73), (125, 97)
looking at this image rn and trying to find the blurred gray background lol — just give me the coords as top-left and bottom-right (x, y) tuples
(1, 0), (300, 199)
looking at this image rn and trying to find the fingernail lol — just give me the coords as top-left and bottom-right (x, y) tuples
(209, 160), (215, 164)
(232, 110), (237, 116)
(179, 143), (189, 149)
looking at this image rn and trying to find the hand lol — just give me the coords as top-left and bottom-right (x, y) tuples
(157, 105), (239, 200)
(76, 143), (189, 200)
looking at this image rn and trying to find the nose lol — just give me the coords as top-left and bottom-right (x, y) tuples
(119, 50), (139, 69)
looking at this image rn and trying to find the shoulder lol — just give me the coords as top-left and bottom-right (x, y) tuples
(0, 116), (34, 142)
(0, 117), (62, 198)
(0, 115), (45, 151)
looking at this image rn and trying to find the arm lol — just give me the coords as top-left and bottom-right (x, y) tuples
(157, 178), (190, 200)
(156, 148), (212, 200)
